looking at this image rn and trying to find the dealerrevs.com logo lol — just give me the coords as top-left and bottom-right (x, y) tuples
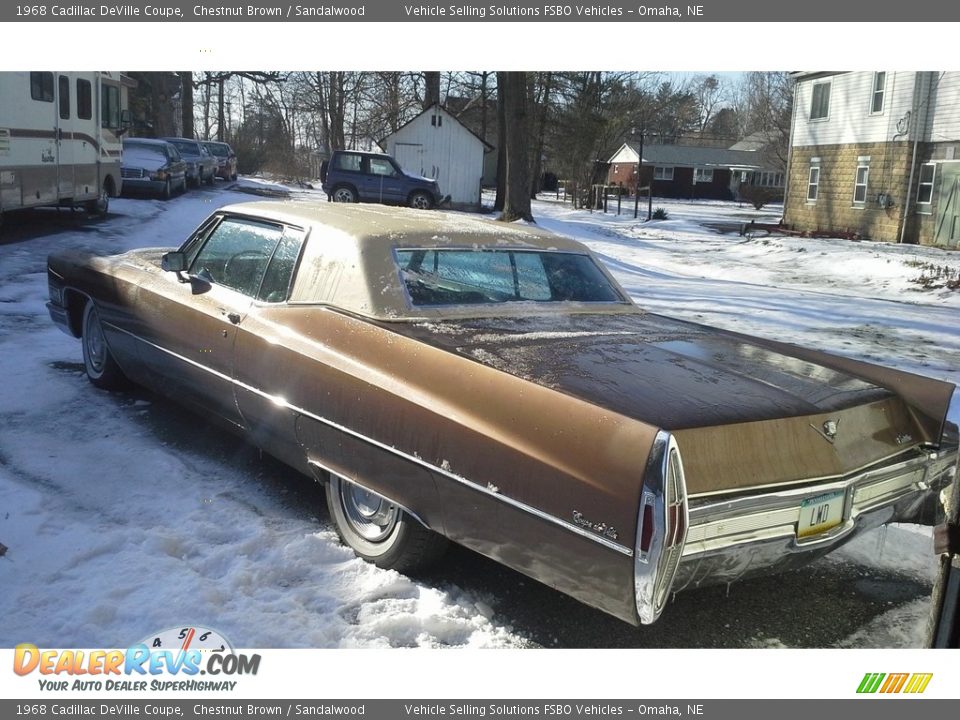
(13, 626), (260, 692)
(857, 672), (933, 694)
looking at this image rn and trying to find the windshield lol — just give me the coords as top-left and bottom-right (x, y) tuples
(124, 143), (167, 161)
(395, 249), (625, 306)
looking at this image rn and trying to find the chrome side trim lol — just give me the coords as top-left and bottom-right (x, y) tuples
(103, 321), (635, 557)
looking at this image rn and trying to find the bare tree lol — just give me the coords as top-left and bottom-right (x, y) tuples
(731, 71), (793, 170)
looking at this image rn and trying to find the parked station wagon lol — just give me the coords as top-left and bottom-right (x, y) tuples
(46, 202), (959, 625)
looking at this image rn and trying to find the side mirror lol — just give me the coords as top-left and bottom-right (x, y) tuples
(161, 251), (189, 283)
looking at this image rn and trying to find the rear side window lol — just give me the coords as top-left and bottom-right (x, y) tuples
(77, 79), (92, 119)
(334, 153), (362, 171)
(30, 72), (54, 102)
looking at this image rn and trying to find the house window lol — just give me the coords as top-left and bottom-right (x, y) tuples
(694, 167), (713, 183)
(30, 72), (54, 102)
(77, 79), (92, 120)
(807, 165), (820, 202)
(58, 75), (70, 120)
(853, 164), (870, 206)
(871, 72), (886, 114)
(917, 163), (936, 204)
(810, 82), (831, 120)
(654, 166), (674, 181)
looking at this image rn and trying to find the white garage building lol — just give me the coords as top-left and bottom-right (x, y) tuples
(382, 103), (492, 211)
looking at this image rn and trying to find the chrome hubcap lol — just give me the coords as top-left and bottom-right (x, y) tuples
(333, 189), (353, 202)
(339, 481), (398, 542)
(86, 309), (105, 372)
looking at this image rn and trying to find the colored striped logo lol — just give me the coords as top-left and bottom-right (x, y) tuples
(857, 672), (933, 694)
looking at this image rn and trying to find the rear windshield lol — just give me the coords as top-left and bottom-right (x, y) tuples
(169, 140), (200, 154)
(204, 143), (230, 157)
(395, 249), (624, 306)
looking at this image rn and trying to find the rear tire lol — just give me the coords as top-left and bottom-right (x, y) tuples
(331, 185), (358, 203)
(81, 301), (126, 390)
(85, 182), (110, 216)
(325, 474), (447, 572)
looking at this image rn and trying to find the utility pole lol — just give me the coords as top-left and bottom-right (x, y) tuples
(633, 130), (644, 219)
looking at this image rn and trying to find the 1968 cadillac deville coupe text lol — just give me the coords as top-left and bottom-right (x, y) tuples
(47, 202), (960, 625)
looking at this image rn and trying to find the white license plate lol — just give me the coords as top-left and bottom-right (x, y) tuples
(798, 490), (846, 539)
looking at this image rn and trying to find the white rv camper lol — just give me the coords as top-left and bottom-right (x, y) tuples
(0, 71), (133, 226)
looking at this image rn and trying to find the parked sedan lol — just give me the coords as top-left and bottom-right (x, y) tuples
(46, 203), (959, 626)
(162, 137), (218, 187)
(120, 138), (187, 200)
(201, 141), (238, 181)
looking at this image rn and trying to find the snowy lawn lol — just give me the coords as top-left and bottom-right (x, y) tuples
(0, 186), (956, 649)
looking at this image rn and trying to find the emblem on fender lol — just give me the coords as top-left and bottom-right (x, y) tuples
(572, 510), (619, 540)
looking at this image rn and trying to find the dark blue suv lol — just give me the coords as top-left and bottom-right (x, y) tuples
(321, 150), (445, 209)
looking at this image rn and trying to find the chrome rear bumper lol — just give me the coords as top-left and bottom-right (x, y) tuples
(671, 447), (956, 592)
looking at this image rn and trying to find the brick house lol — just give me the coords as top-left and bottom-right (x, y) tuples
(784, 71), (960, 247)
(606, 142), (784, 201)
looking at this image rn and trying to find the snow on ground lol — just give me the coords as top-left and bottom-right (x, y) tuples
(0, 184), (956, 649)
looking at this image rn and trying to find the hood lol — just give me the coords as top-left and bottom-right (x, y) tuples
(404, 172), (438, 184)
(122, 150), (168, 171)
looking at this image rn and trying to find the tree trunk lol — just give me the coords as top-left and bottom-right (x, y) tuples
(498, 72), (533, 223)
(494, 76), (506, 212)
(529, 72), (553, 199)
(217, 76), (225, 141)
(180, 72), (194, 139)
(201, 73), (212, 140)
(146, 72), (177, 137)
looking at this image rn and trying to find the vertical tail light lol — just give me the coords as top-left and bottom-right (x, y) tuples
(635, 431), (689, 624)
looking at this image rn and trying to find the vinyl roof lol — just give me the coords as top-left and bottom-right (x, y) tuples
(219, 200), (589, 252)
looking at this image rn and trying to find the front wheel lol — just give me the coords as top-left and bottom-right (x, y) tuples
(81, 301), (126, 390)
(409, 191), (434, 210)
(325, 474), (447, 572)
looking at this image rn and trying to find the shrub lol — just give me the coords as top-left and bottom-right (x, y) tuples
(739, 185), (778, 210)
(651, 207), (669, 220)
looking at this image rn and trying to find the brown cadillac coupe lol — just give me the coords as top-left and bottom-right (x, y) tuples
(46, 202), (959, 625)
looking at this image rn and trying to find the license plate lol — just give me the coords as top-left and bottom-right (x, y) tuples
(798, 490), (846, 539)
